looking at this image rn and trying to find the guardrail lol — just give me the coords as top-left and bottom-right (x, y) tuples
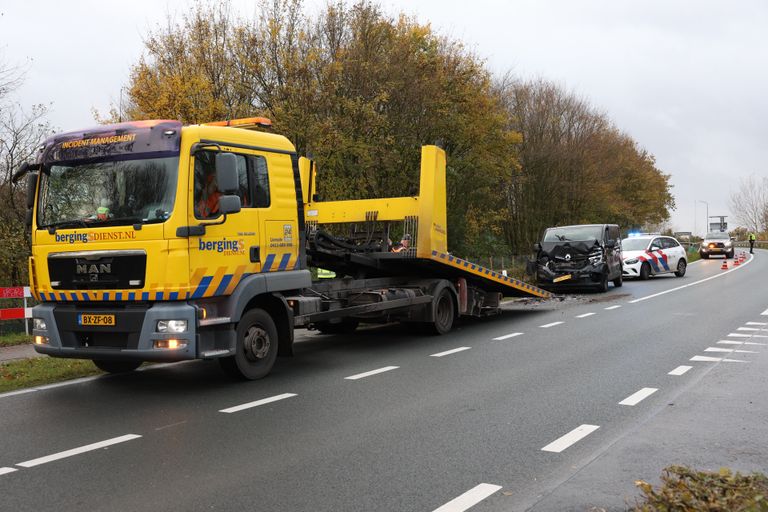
(0, 287), (32, 335)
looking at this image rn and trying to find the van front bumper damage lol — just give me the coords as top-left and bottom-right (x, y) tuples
(30, 302), (235, 362)
(535, 261), (608, 289)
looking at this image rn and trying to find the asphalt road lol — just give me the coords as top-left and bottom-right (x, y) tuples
(1, 250), (766, 512)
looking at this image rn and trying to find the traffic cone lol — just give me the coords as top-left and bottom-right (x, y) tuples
(721, 260), (728, 270)
(734, 257), (740, 266)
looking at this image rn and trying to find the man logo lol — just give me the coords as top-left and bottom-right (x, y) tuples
(76, 263), (112, 274)
(565, 254), (571, 261)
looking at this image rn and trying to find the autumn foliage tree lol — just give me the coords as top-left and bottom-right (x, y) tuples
(123, 0), (675, 258)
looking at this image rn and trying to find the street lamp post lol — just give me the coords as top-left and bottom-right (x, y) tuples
(698, 200), (709, 235)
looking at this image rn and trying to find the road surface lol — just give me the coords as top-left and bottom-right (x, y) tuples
(1, 250), (766, 511)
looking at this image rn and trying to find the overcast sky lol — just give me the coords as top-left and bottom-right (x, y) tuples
(3, 0), (766, 235)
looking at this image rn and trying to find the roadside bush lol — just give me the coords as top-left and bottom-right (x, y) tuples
(633, 465), (768, 511)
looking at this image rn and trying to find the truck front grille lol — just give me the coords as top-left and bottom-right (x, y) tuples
(48, 250), (146, 290)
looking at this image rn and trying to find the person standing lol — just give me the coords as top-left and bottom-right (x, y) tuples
(749, 232), (756, 254)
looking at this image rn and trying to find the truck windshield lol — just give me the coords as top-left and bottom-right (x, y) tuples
(543, 226), (603, 242)
(37, 156), (179, 229)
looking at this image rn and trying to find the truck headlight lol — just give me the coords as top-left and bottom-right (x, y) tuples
(33, 318), (47, 331)
(624, 258), (639, 265)
(157, 320), (188, 333)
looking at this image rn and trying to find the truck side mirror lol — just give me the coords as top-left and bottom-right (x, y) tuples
(215, 153), (239, 194)
(218, 195), (241, 215)
(26, 173), (38, 209)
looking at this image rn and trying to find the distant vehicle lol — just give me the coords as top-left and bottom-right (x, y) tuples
(699, 232), (734, 259)
(531, 224), (623, 292)
(621, 235), (687, 280)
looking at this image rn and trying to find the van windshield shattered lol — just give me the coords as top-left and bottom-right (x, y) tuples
(543, 226), (603, 242)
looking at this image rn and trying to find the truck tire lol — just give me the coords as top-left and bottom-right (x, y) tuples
(219, 308), (278, 380)
(92, 359), (142, 374)
(314, 319), (359, 334)
(429, 288), (455, 335)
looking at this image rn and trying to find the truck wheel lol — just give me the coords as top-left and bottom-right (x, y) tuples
(675, 259), (687, 277)
(219, 308), (278, 380)
(314, 319), (359, 334)
(92, 359), (142, 374)
(639, 262), (651, 280)
(429, 289), (455, 335)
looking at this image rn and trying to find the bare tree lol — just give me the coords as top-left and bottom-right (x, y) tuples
(728, 174), (768, 233)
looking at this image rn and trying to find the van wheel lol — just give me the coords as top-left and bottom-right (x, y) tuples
(429, 289), (455, 335)
(639, 262), (651, 280)
(596, 272), (609, 293)
(219, 308), (278, 380)
(613, 272), (623, 287)
(675, 259), (687, 277)
(92, 359), (142, 374)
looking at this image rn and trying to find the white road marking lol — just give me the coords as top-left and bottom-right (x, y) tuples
(219, 393), (298, 414)
(729, 333), (768, 338)
(493, 332), (523, 341)
(540, 321), (564, 328)
(762, 308), (768, 316)
(629, 255), (753, 304)
(345, 366), (399, 380)
(0, 388), (38, 399)
(705, 347), (758, 354)
(745, 322), (768, 326)
(576, 313), (596, 318)
(668, 365), (692, 376)
(0, 467), (17, 476)
(738, 327), (768, 332)
(431, 347), (471, 358)
(16, 434), (142, 468)
(619, 387), (658, 406)
(432, 483), (503, 512)
(604, 305), (622, 310)
(690, 355), (748, 363)
(718, 340), (745, 345)
(541, 424), (600, 453)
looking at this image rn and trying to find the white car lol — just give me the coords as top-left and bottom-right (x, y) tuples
(621, 235), (687, 280)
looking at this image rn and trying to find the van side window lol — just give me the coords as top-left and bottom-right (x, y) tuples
(608, 226), (620, 242)
(249, 155), (270, 208)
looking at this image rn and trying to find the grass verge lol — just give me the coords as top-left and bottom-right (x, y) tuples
(0, 332), (33, 348)
(633, 465), (768, 511)
(0, 357), (101, 393)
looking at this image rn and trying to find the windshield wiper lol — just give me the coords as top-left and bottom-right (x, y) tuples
(45, 219), (91, 233)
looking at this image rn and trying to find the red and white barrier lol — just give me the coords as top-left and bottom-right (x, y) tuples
(0, 287), (32, 335)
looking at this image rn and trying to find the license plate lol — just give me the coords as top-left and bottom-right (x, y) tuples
(78, 314), (115, 326)
(553, 274), (572, 283)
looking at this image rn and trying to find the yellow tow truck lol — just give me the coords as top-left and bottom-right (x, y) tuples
(15, 117), (551, 379)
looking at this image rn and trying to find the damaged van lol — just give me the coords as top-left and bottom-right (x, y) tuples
(531, 224), (623, 292)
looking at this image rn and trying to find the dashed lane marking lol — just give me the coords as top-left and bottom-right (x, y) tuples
(345, 366), (399, 380)
(604, 305), (622, 310)
(668, 365), (692, 376)
(493, 332), (523, 341)
(219, 393), (297, 414)
(0, 467), (17, 476)
(762, 308), (768, 316)
(432, 483), (503, 512)
(690, 355), (748, 363)
(728, 333), (768, 338)
(745, 322), (767, 326)
(737, 327), (768, 332)
(16, 434), (142, 468)
(619, 387), (658, 406)
(431, 347), (471, 358)
(576, 313), (596, 318)
(541, 424), (600, 453)
(704, 347), (758, 354)
(540, 321), (564, 328)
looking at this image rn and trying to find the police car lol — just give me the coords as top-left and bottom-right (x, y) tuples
(621, 234), (687, 280)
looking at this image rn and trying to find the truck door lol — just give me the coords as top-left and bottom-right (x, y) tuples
(187, 149), (261, 299)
